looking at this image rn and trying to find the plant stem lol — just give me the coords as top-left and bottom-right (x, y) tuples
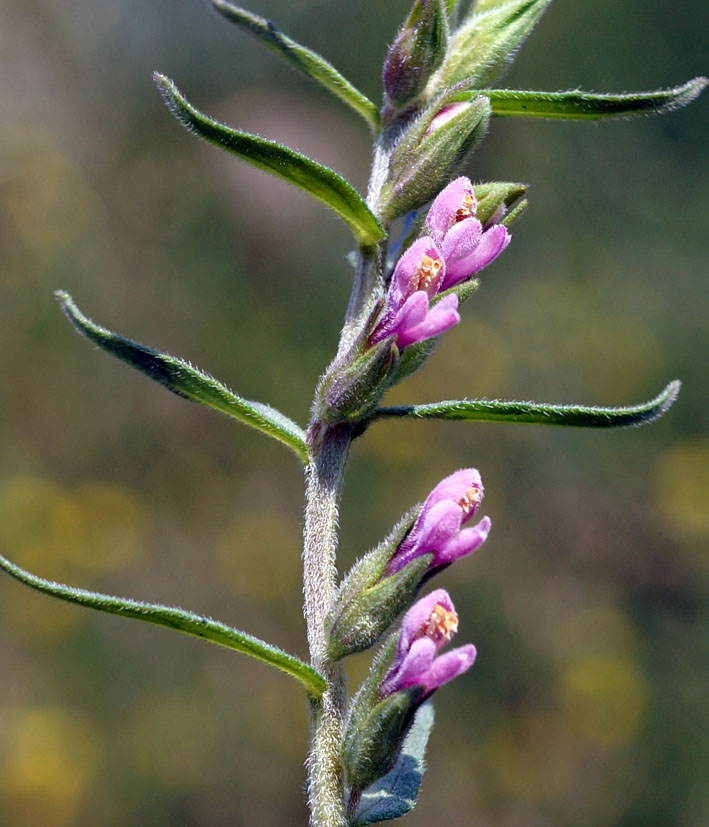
(303, 422), (353, 826)
(303, 128), (398, 826)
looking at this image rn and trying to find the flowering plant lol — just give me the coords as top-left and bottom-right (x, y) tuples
(1, 1), (704, 825)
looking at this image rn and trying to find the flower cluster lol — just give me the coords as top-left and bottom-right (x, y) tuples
(328, 468), (490, 661)
(369, 177), (510, 350)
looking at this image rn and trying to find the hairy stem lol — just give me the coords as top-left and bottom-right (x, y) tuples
(304, 127), (400, 826)
(304, 423), (353, 826)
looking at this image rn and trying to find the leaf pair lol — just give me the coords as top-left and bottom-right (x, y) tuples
(155, 0), (705, 254)
(57, 290), (681, 465)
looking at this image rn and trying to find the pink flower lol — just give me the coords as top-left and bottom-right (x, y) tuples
(370, 237), (460, 349)
(386, 468), (491, 576)
(380, 589), (476, 698)
(426, 176), (510, 289)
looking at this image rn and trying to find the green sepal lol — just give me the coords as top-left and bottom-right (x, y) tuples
(501, 198), (527, 227)
(483, 79), (708, 120)
(345, 687), (425, 793)
(209, 0), (379, 131)
(438, 0), (552, 91)
(351, 702), (435, 825)
(333, 509), (420, 613)
(474, 0), (515, 11)
(328, 556), (430, 660)
(383, 0), (449, 109)
(347, 634), (400, 739)
(327, 508), (431, 660)
(56, 291), (309, 462)
(0, 553), (326, 698)
(154, 73), (385, 248)
(316, 340), (400, 426)
(389, 278), (481, 385)
(381, 93), (491, 221)
(472, 181), (527, 226)
(374, 380), (681, 428)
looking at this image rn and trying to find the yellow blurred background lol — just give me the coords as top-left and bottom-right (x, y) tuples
(0, 0), (707, 824)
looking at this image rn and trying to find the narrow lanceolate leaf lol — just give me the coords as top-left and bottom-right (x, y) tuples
(352, 702), (435, 825)
(209, 0), (379, 131)
(374, 381), (681, 428)
(154, 74), (385, 248)
(56, 292), (309, 462)
(0, 554), (326, 698)
(484, 79), (708, 120)
(439, 0), (552, 90)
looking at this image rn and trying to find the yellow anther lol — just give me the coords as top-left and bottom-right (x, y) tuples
(457, 485), (482, 516)
(454, 192), (475, 223)
(426, 604), (459, 641)
(416, 254), (442, 290)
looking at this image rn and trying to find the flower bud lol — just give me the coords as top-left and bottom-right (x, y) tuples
(472, 181), (528, 227)
(383, 0), (449, 109)
(315, 339), (399, 425)
(380, 94), (490, 221)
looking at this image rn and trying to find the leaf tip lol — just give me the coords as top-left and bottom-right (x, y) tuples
(54, 289), (80, 326)
(153, 72), (179, 109)
(655, 379), (681, 418)
(663, 77), (708, 113)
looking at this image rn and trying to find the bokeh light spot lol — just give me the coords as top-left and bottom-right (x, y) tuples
(0, 707), (98, 827)
(655, 438), (709, 538)
(560, 656), (647, 746)
(215, 511), (300, 601)
(127, 694), (217, 789)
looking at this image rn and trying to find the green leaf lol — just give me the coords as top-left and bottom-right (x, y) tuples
(209, 0), (379, 131)
(154, 73), (386, 248)
(484, 79), (708, 120)
(56, 291), (309, 462)
(352, 702), (435, 825)
(440, 0), (552, 90)
(374, 381), (681, 428)
(0, 553), (326, 698)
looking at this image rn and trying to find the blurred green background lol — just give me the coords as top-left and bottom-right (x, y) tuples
(0, 1), (706, 825)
